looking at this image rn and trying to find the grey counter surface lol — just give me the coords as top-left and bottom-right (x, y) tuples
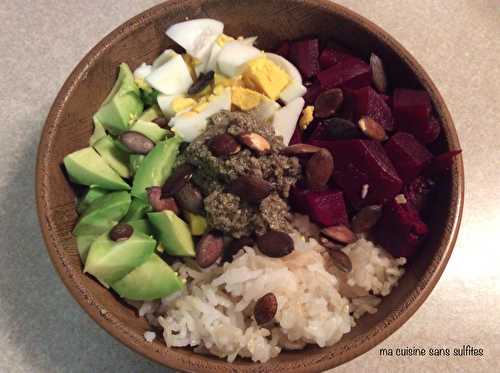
(1, 1), (499, 372)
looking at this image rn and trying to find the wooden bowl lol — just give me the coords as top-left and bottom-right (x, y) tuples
(36, 0), (464, 371)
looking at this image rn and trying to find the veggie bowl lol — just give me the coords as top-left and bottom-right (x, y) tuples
(36, 0), (463, 371)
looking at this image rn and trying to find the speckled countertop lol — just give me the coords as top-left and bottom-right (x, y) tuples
(0, 1), (499, 372)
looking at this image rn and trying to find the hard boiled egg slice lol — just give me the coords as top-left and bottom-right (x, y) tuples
(205, 42), (222, 73)
(157, 94), (179, 118)
(166, 18), (224, 61)
(157, 94), (197, 118)
(169, 88), (231, 142)
(249, 97), (281, 122)
(239, 36), (258, 46)
(265, 52), (307, 104)
(146, 53), (193, 95)
(133, 63), (152, 81)
(272, 97), (305, 145)
(279, 81), (307, 104)
(266, 53), (302, 82)
(217, 41), (262, 77)
(152, 49), (177, 69)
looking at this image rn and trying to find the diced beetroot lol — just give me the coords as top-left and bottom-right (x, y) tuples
(393, 88), (432, 131)
(319, 48), (352, 69)
(381, 94), (391, 106)
(306, 189), (349, 226)
(289, 38), (320, 79)
(289, 186), (309, 214)
(384, 132), (433, 182)
(338, 89), (356, 121)
(307, 121), (329, 141)
(275, 41), (290, 59)
(413, 116), (441, 144)
(347, 86), (394, 131)
(289, 126), (303, 145)
(376, 199), (429, 258)
(317, 57), (372, 90)
(425, 150), (462, 177)
(304, 80), (322, 105)
(290, 187), (348, 226)
(309, 139), (403, 208)
(403, 176), (435, 212)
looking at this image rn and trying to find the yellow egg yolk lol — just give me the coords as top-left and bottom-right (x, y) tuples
(171, 97), (196, 113)
(231, 86), (264, 111)
(242, 56), (290, 100)
(299, 106), (315, 130)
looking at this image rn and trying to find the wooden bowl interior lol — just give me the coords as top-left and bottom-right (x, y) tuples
(37, 0), (462, 371)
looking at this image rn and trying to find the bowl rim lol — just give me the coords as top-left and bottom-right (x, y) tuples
(36, 0), (464, 371)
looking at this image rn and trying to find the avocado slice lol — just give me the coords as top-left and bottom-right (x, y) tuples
(138, 105), (163, 122)
(94, 63), (144, 135)
(129, 154), (145, 176)
(127, 219), (154, 236)
(93, 135), (131, 178)
(122, 197), (152, 222)
(64, 147), (130, 190)
(131, 136), (182, 201)
(89, 116), (107, 146)
(148, 211), (195, 257)
(77, 186), (108, 214)
(184, 212), (208, 236)
(73, 191), (131, 260)
(112, 254), (184, 301)
(84, 231), (156, 287)
(129, 119), (168, 143)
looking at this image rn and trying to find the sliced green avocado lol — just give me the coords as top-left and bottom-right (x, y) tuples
(77, 186), (108, 214)
(64, 147), (130, 190)
(112, 254), (184, 301)
(93, 135), (130, 178)
(122, 197), (152, 222)
(131, 136), (182, 201)
(73, 191), (131, 260)
(138, 105), (162, 122)
(84, 231), (156, 287)
(89, 116), (107, 146)
(129, 154), (145, 176)
(129, 119), (168, 143)
(127, 219), (153, 236)
(184, 212), (208, 236)
(148, 211), (195, 257)
(94, 63), (144, 135)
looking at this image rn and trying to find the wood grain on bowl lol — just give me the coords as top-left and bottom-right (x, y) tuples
(35, 0), (464, 371)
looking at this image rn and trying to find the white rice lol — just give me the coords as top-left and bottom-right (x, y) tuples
(142, 232), (405, 362)
(144, 331), (156, 343)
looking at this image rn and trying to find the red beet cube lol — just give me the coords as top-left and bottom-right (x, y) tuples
(381, 94), (391, 106)
(309, 139), (403, 208)
(317, 57), (372, 90)
(290, 187), (348, 226)
(289, 38), (320, 79)
(384, 132), (433, 182)
(303, 80), (322, 106)
(425, 150), (462, 177)
(403, 176), (435, 212)
(393, 88), (432, 131)
(305, 189), (349, 226)
(307, 122), (329, 141)
(414, 115), (441, 144)
(290, 186), (309, 214)
(347, 86), (394, 131)
(275, 41), (290, 59)
(376, 199), (429, 258)
(319, 48), (352, 69)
